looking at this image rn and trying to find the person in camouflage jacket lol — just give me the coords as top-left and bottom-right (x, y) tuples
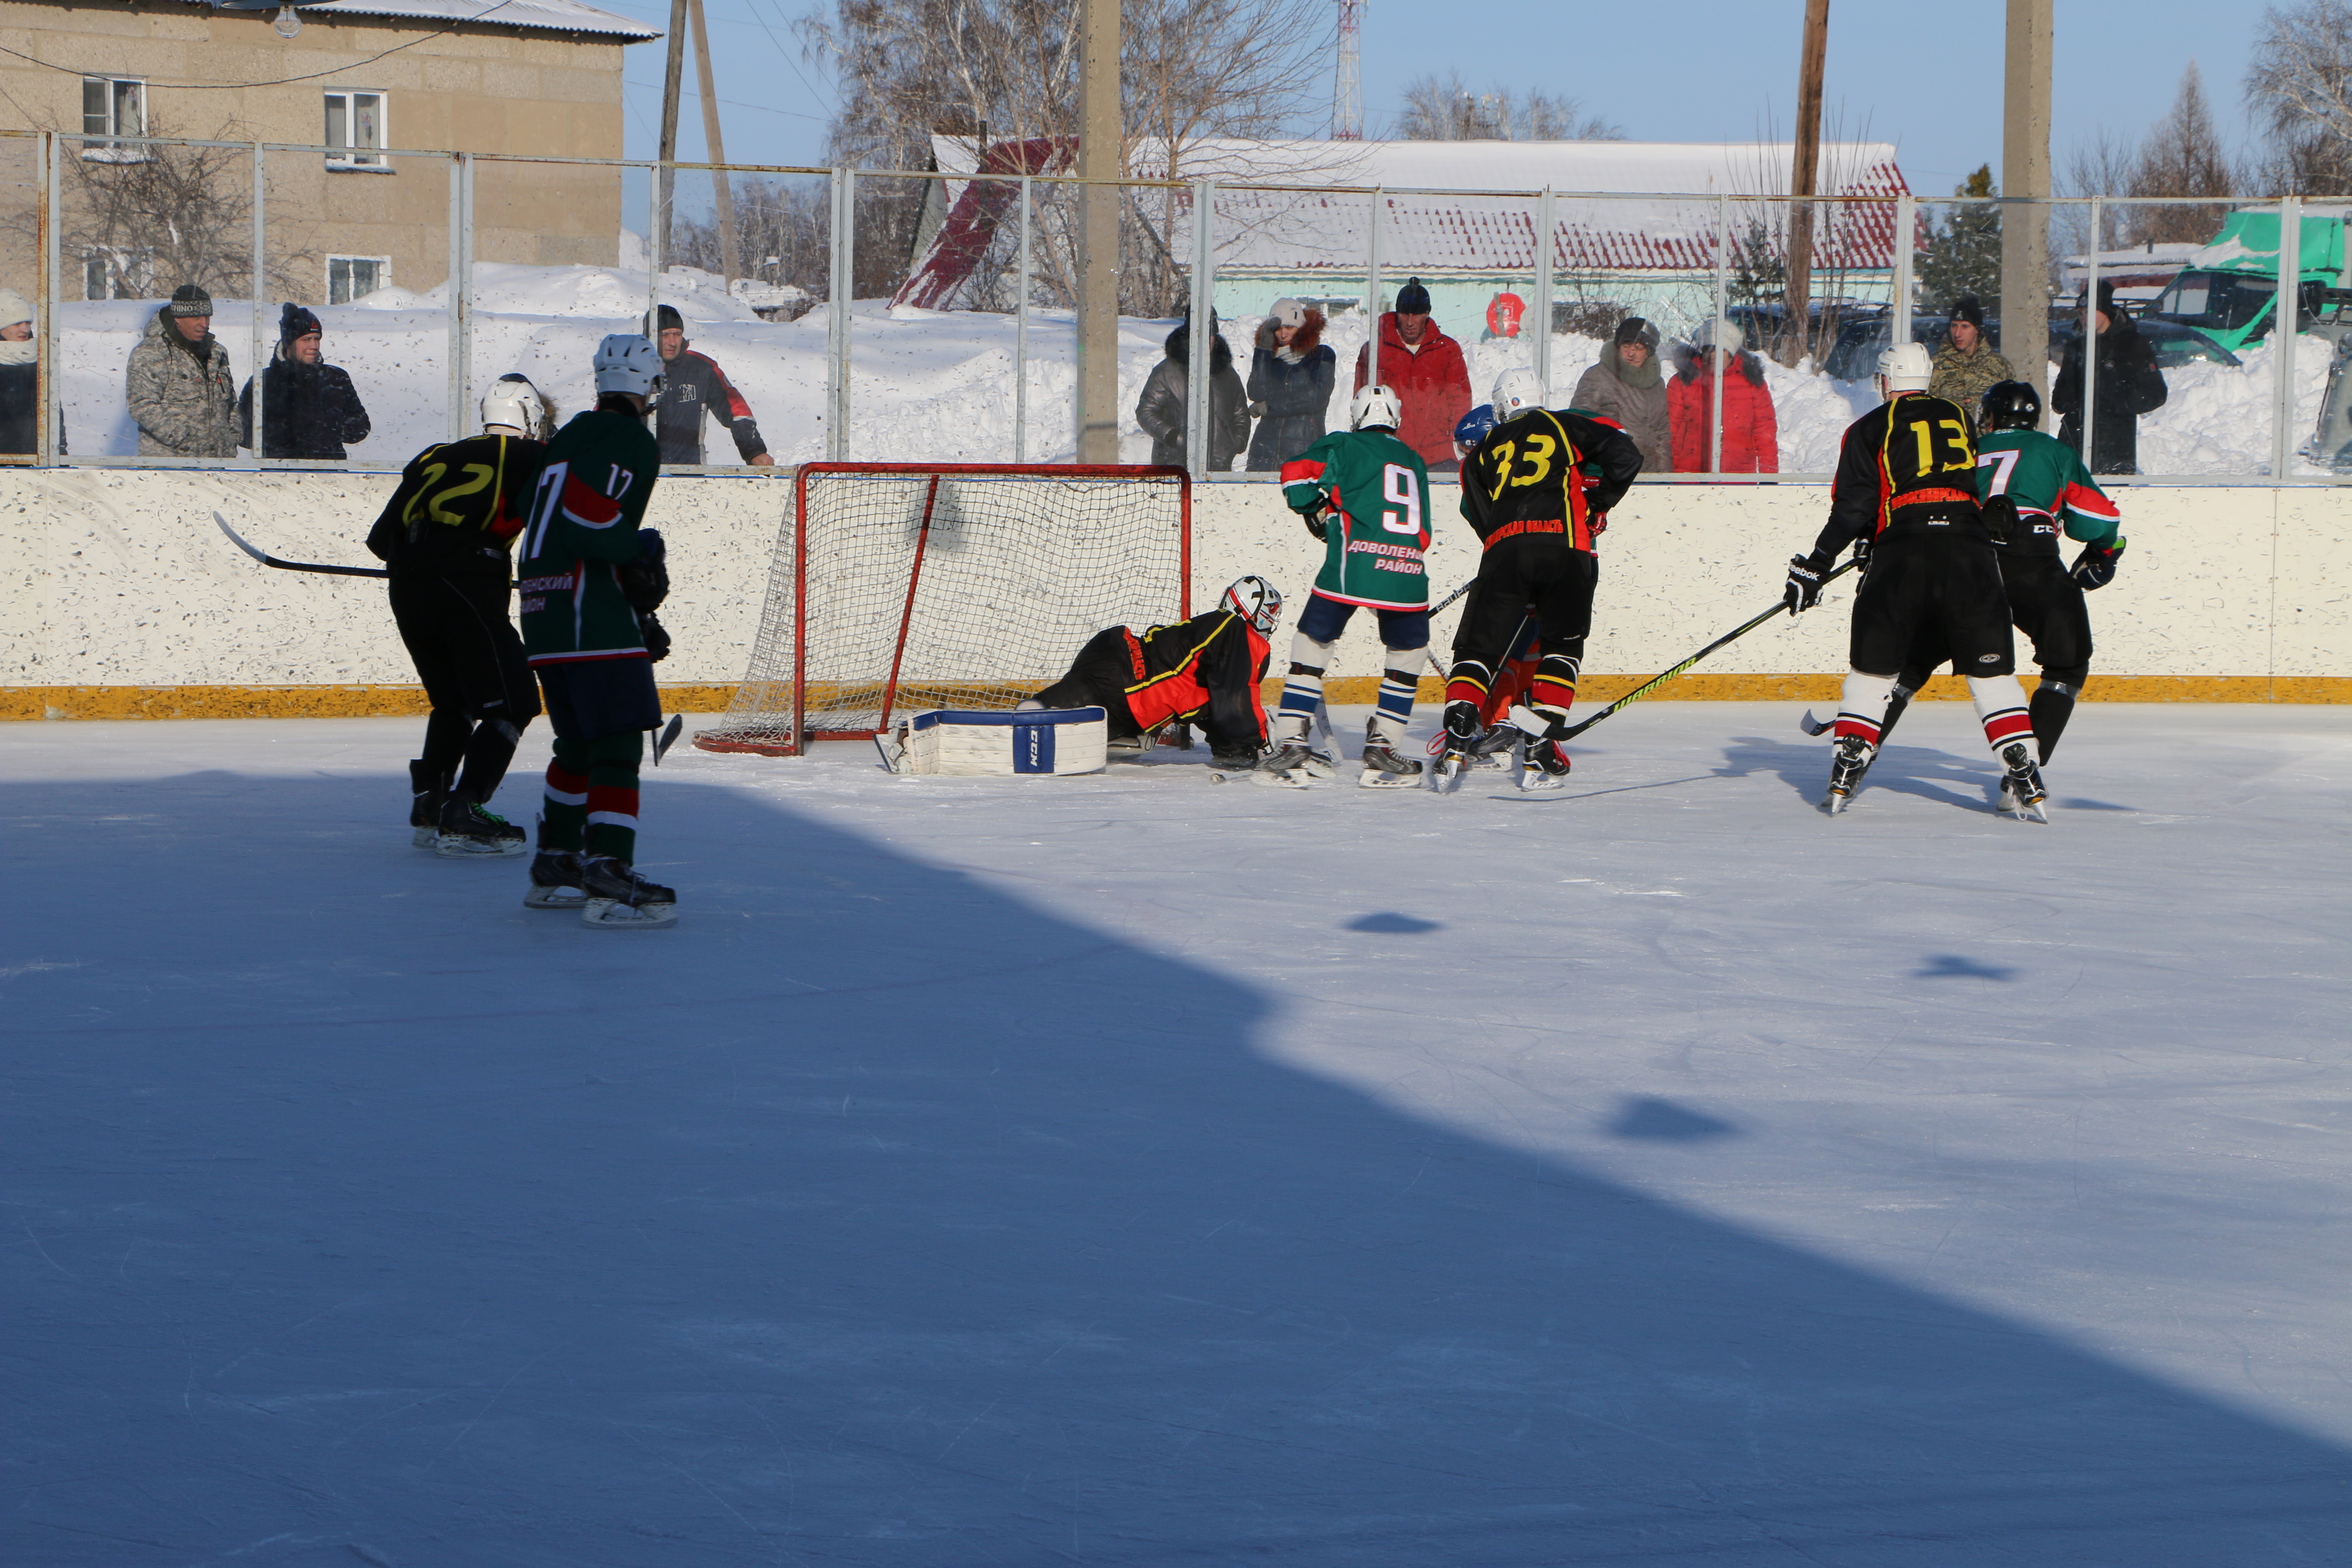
(1927, 296), (2014, 423)
(125, 284), (239, 458)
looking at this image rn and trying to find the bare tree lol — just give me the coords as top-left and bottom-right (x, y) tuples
(2246, 0), (2352, 193)
(1395, 72), (1622, 141)
(671, 177), (831, 305)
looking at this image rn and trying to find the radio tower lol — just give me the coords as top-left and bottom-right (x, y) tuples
(1333, 0), (1363, 140)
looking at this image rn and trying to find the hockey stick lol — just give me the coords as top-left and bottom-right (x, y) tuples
(651, 714), (684, 765)
(213, 511), (389, 579)
(1509, 557), (1862, 744)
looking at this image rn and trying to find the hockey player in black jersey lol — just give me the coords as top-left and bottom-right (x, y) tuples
(1784, 344), (2048, 818)
(1021, 577), (1280, 772)
(1438, 368), (1643, 789)
(365, 373), (553, 854)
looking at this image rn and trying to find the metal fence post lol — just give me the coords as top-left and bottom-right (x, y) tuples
(1365, 188), (1383, 391)
(1014, 174), (1030, 463)
(827, 167), (853, 461)
(1710, 194), (1728, 474)
(447, 153), (465, 440)
(1891, 193), (1915, 351)
(250, 142), (265, 465)
(2275, 195), (2303, 479)
(1185, 178), (1212, 478)
(1534, 186), (1554, 402)
(39, 132), (57, 466)
(2082, 197), (2100, 471)
(646, 158), (664, 341)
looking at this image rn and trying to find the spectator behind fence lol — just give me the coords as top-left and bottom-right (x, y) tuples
(1351, 278), (1471, 473)
(1136, 309), (1249, 471)
(239, 303), (371, 461)
(648, 304), (772, 466)
(126, 283), (237, 459)
(1669, 318), (1779, 474)
(0, 287), (43, 456)
(1569, 317), (1669, 473)
(2052, 281), (2167, 475)
(1928, 294), (2015, 419)
(1243, 297), (1335, 472)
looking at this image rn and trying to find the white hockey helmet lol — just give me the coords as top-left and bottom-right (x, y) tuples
(592, 334), (665, 400)
(1223, 574), (1283, 635)
(1490, 366), (1545, 422)
(1877, 340), (1935, 395)
(1349, 383), (1403, 432)
(480, 372), (549, 437)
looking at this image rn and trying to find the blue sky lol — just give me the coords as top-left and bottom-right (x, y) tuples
(594, 0), (2264, 198)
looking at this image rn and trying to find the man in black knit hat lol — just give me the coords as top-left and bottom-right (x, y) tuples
(646, 303), (772, 466)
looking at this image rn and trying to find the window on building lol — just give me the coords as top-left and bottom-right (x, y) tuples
(323, 91), (387, 169)
(81, 77), (145, 159)
(82, 249), (153, 300)
(328, 256), (389, 304)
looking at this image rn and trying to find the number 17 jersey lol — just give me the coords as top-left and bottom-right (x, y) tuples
(1280, 428), (1433, 610)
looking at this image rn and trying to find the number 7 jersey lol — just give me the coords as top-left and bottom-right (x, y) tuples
(1280, 428), (1433, 610)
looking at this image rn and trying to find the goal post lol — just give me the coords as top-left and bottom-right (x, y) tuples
(695, 464), (1191, 757)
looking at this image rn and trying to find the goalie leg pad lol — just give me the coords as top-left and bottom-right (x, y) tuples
(900, 707), (1109, 775)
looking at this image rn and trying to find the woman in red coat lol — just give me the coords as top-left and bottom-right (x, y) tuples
(1669, 319), (1779, 474)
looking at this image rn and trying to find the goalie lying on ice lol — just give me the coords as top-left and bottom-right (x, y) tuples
(1019, 577), (1281, 770)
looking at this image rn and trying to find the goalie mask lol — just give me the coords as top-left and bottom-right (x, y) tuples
(1222, 574), (1283, 636)
(1349, 383), (1403, 432)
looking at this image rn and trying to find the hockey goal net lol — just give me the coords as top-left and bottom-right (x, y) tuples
(695, 464), (1191, 756)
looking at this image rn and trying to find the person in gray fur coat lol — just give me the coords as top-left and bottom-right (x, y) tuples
(1568, 317), (1668, 474)
(126, 283), (239, 458)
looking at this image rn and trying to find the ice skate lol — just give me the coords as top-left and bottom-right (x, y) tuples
(1253, 740), (1336, 787)
(1519, 738), (1572, 792)
(523, 850), (588, 910)
(1427, 701), (1483, 793)
(579, 855), (677, 928)
(1357, 717), (1424, 790)
(1468, 725), (1519, 771)
(409, 760), (447, 848)
(1997, 742), (2050, 822)
(435, 796), (529, 857)
(1821, 735), (1877, 814)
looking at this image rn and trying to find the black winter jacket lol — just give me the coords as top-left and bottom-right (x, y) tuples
(649, 348), (767, 465)
(1243, 318), (1335, 471)
(239, 351), (371, 460)
(2052, 320), (2167, 475)
(1136, 322), (1249, 470)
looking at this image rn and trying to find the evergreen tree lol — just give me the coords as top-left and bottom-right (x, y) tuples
(1918, 165), (2003, 317)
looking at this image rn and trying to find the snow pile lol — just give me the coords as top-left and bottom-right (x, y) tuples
(47, 262), (2331, 478)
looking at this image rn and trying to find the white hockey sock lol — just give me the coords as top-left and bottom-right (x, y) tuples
(1279, 632), (1336, 722)
(1966, 674), (2036, 759)
(1834, 671), (1897, 744)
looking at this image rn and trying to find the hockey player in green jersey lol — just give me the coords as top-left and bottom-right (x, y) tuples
(1269, 383), (1434, 787)
(515, 334), (677, 927)
(1865, 378), (2124, 777)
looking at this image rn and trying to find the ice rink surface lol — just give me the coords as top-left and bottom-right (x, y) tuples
(6, 703), (2349, 1566)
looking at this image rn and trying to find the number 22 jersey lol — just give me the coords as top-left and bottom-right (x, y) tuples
(364, 432), (548, 579)
(1280, 428), (1433, 610)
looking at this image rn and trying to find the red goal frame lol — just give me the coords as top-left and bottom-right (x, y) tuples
(695, 463), (1191, 757)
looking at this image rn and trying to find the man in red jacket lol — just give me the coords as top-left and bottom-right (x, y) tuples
(1352, 278), (1472, 473)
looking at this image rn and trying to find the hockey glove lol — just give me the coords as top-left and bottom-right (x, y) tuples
(1784, 551), (1833, 614)
(1980, 494), (2022, 547)
(639, 609), (672, 664)
(2071, 539), (2124, 590)
(617, 528), (669, 613)
(1588, 510), (1609, 539)
(1299, 499), (1331, 542)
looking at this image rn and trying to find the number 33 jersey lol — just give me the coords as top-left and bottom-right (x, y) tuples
(1280, 428), (1434, 610)
(1456, 408), (1644, 555)
(365, 432), (549, 579)
(1818, 392), (1986, 554)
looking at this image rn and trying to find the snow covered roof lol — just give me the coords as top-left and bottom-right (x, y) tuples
(900, 136), (1909, 307)
(235, 0), (660, 41)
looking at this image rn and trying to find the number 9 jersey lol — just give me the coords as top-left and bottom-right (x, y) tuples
(1279, 428), (1434, 611)
(1456, 407), (1644, 553)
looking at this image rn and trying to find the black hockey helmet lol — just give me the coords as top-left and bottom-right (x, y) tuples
(1980, 380), (2041, 432)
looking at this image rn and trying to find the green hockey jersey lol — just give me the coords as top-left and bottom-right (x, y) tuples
(1278, 428), (1433, 609)
(1975, 428), (2123, 557)
(516, 408), (662, 666)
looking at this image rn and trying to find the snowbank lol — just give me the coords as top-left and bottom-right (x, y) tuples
(46, 263), (2332, 478)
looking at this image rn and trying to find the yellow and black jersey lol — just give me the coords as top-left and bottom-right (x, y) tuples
(1816, 392), (1983, 552)
(365, 432), (548, 578)
(1458, 408), (1643, 551)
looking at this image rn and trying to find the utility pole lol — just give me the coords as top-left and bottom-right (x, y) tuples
(1780, 0), (1828, 367)
(657, 0), (687, 262)
(689, 0), (742, 288)
(1332, 0), (1363, 140)
(1074, 0), (1120, 462)
(2001, 0), (2053, 401)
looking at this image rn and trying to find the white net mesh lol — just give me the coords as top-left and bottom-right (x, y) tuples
(698, 465), (1190, 754)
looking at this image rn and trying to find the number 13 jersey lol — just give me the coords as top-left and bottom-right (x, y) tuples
(1818, 391), (1985, 552)
(1280, 428), (1433, 610)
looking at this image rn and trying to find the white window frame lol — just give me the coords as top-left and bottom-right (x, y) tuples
(323, 89), (390, 171)
(326, 255), (392, 305)
(83, 247), (156, 301)
(80, 76), (147, 162)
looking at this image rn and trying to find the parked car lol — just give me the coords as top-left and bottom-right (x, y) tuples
(1823, 310), (2240, 381)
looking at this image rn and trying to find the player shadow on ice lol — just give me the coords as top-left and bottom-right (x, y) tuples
(1344, 911), (1442, 933)
(1912, 953), (2023, 981)
(1719, 733), (2016, 814)
(1605, 1095), (1741, 1142)
(7, 767), (2350, 1566)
